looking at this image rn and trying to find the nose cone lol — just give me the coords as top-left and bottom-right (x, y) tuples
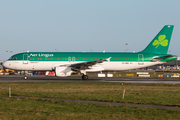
(2, 61), (8, 69)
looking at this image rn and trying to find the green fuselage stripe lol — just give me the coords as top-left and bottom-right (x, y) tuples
(7, 52), (176, 62)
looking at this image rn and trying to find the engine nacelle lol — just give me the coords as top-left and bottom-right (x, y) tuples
(55, 66), (73, 77)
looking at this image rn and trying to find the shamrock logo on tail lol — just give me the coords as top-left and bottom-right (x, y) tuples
(152, 35), (168, 48)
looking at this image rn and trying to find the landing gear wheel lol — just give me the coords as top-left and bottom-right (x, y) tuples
(24, 76), (28, 80)
(82, 75), (88, 80)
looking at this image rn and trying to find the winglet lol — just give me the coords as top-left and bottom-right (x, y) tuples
(106, 57), (111, 62)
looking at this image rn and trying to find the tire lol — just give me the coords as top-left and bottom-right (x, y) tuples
(24, 76), (28, 80)
(82, 75), (88, 80)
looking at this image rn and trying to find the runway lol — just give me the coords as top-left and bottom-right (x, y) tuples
(0, 76), (180, 84)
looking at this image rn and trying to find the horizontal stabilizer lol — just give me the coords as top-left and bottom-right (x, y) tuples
(152, 55), (176, 62)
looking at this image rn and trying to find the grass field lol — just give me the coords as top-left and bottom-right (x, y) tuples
(1, 97), (180, 120)
(0, 82), (180, 106)
(1, 82), (180, 119)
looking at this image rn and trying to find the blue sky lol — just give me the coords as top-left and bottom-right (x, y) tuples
(0, 0), (180, 60)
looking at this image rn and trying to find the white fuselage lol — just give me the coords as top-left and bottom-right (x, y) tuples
(3, 60), (164, 71)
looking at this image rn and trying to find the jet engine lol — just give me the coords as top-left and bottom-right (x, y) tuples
(55, 66), (73, 77)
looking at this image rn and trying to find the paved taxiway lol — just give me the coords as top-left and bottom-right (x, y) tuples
(0, 76), (180, 84)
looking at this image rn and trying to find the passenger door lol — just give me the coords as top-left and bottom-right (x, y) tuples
(23, 54), (28, 64)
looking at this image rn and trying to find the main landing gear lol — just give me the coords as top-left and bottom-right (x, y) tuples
(81, 70), (88, 80)
(82, 74), (88, 80)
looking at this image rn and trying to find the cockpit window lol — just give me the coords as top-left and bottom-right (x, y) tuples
(9, 57), (17, 60)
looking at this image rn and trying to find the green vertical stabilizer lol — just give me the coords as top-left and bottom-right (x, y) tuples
(140, 25), (174, 54)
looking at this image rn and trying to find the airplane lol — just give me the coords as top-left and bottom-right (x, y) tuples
(2, 25), (177, 80)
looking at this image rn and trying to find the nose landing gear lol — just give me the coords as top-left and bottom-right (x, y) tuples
(24, 76), (28, 80)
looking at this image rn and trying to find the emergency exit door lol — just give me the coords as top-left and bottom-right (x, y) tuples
(138, 54), (144, 65)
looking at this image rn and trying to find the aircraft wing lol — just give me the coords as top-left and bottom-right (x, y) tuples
(66, 57), (111, 71)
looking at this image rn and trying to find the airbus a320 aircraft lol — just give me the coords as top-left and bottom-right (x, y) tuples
(3, 25), (177, 80)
